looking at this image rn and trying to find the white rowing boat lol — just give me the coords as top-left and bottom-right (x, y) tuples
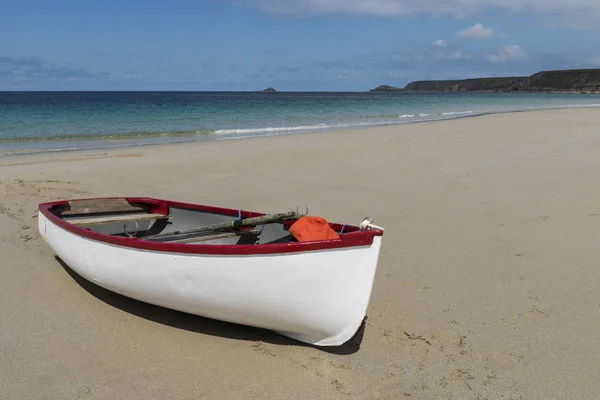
(38, 197), (384, 347)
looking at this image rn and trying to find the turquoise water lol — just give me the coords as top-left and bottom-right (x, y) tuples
(1, 91), (600, 155)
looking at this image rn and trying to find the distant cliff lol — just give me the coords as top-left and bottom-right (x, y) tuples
(371, 69), (600, 93)
(404, 77), (526, 92)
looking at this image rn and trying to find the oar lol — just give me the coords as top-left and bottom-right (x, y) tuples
(159, 229), (260, 244)
(141, 210), (302, 240)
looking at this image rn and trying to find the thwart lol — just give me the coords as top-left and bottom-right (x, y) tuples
(38, 197), (384, 347)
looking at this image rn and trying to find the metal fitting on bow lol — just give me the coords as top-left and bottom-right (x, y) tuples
(359, 217), (385, 231)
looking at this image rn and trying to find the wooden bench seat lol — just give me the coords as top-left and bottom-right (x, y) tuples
(64, 213), (168, 226)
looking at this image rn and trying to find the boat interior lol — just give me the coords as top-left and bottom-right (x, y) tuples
(50, 198), (357, 246)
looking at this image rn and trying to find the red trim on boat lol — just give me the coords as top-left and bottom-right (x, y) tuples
(38, 197), (383, 256)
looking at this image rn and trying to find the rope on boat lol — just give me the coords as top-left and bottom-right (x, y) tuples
(296, 206), (309, 216)
(124, 221), (140, 238)
(257, 214), (268, 236)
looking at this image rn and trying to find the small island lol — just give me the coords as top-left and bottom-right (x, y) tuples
(370, 69), (600, 94)
(262, 87), (277, 92)
(370, 85), (404, 92)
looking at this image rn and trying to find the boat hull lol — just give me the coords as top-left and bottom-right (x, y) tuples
(39, 212), (382, 346)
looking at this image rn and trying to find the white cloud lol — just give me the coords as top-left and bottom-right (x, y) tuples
(458, 23), (493, 39)
(244, 0), (600, 29)
(486, 45), (528, 62)
(0, 56), (105, 81)
(432, 40), (449, 47)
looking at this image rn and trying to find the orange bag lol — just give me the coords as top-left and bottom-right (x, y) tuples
(289, 216), (340, 242)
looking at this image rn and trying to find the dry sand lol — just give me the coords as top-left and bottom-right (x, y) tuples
(1, 108), (600, 399)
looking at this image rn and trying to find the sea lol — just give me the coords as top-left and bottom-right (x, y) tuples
(2, 91), (600, 156)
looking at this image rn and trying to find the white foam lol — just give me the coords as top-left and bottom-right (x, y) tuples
(441, 111), (475, 116)
(213, 120), (395, 136)
(398, 114), (416, 118)
(215, 124), (329, 135)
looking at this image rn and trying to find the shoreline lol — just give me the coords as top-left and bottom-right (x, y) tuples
(2, 102), (600, 158)
(0, 106), (595, 167)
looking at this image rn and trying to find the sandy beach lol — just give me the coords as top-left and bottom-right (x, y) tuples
(2, 108), (600, 399)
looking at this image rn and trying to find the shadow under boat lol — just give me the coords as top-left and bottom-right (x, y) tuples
(56, 256), (366, 355)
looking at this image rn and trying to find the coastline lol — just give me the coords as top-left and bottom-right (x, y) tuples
(2, 108), (600, 399)
(2, 101), (600, 158)
(371, 68), (600, 93)
(371, 89), (600, 94)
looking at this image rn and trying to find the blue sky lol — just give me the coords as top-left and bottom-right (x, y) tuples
(1, 0), (599, 91)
